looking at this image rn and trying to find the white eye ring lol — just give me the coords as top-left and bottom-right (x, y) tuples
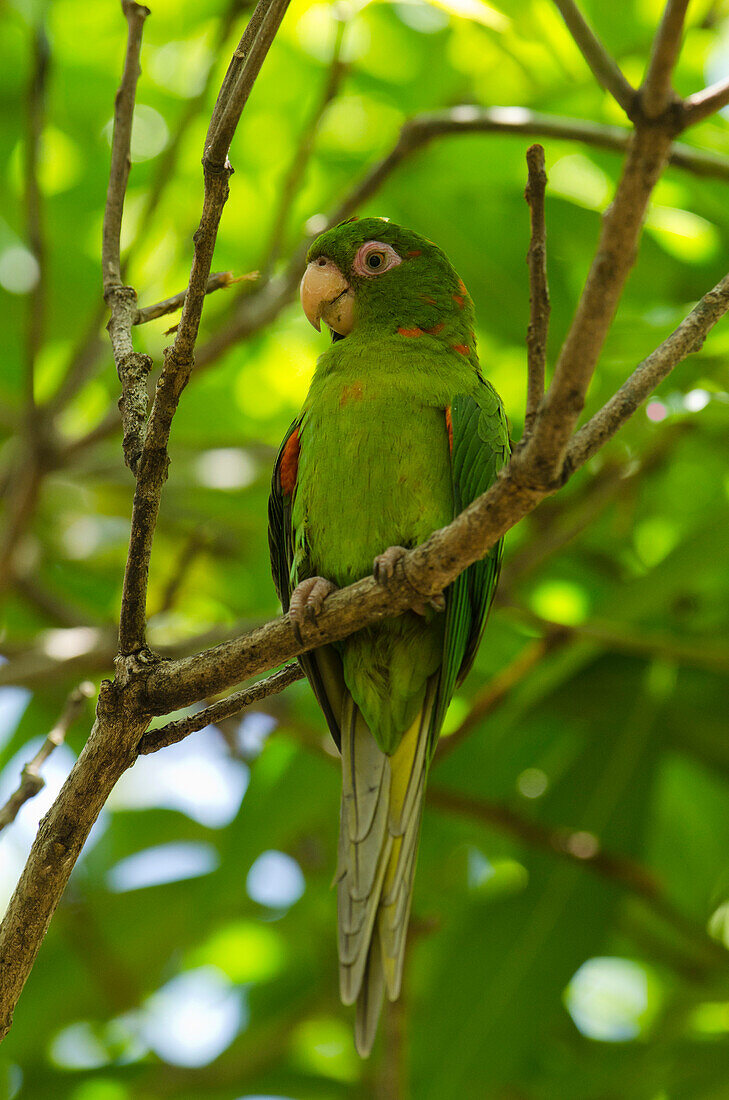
(353, 240), (402, 277)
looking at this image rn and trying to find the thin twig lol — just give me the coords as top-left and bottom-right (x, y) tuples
(51, 1), (249, 420)
(102, 1), (152, 476)
(523, 144), (550, 437)
(138, 663), (303, 754)
(519, 122), (674, 488)
(262, 16), (346, 275)
(133, 270), (254, 325)
(683, 76), (729, 127)
(551, 0), (636, 113)
(0, 682), (95, 834)
(102, 1), (150, 290)
(566, 269), (729, 472)
(24, 22), (50, 418)
(641, 0), (690, 119)
(429, 787), (729, 968)
(118, 0), (291, 656)
(131, 0), (251, 263)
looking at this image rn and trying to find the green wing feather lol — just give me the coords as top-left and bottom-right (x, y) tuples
(433, 383), (511, 745)
(269, 417), (345, 749)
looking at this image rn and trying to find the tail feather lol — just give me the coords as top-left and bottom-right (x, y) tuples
(341, 693), (388, 843)
(337, 678), (437, 1053)
(354, 942), (385, 1058)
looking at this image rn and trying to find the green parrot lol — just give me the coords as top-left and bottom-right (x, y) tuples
(268, 217), (510, 1056)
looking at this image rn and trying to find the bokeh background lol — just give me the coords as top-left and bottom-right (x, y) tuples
(1, 0), (729, 1097)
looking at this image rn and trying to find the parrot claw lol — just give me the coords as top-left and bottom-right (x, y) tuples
(373, 545), (408, 585)
(373, 546), (446, 616)
(289, 576), (338, 642)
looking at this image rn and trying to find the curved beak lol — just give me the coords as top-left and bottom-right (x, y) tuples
(300, 258), (354, 335)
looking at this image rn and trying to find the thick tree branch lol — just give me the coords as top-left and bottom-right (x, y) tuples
(0, 683), (94, 833)
(523, 144), (550, 437)
(0, 678), (149, 1040)
(551, 0), (636, 113)
(138, 663), (303, 754)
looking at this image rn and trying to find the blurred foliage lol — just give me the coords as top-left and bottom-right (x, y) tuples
(1, 0), (729, 1097)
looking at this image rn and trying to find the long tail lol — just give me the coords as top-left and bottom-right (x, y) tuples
(336, 678), (437, 1057)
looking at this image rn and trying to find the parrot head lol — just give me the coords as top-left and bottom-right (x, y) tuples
(300, 217), (475, 344)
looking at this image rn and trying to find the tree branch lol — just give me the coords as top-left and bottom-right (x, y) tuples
(262, 15), (346, 275)
(133, 270), (252, 325)
(102, 0), (152, 476)
(138, 663), (303, 754)
(204, 0), (290, 170)
(117, 0), (291, 656)
(519, 119), (674, 488)
(523, 144), (550, 437)
(551, 0), (636, 113)
(24, 22), (50, 419)
(566, 269), (729, 472)
(0, 678), (149, 1040)
(0, 682), (95, 834)
(683, 76), (729, 128)
(641, 0), (690, 119)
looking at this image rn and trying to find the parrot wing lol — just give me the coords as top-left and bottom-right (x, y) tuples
(433, 383), (511, 746)
(268, 417), (345, 749)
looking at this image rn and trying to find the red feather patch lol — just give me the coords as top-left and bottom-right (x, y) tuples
(340, 381), (363, 406)
(280, 429), (300, 496)
(445, 406), (453, 453)
(398, 326), (423, 337)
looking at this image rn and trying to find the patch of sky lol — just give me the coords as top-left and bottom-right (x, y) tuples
(246, 850), (305, 909)
(139, 967), (246, 1066)
(0, 733), (107, 915)
(106, 842), (220, 892)
(108, 724), (248, 828)
(565, 957), (660, 1041)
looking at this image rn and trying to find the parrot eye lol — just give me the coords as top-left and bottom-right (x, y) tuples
(353, 240), (402, 278)
(364, 250), (386, 271)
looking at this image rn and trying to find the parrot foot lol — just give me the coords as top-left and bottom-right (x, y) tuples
(289, 576), (338, 643)
(373, 546), (446, 616)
